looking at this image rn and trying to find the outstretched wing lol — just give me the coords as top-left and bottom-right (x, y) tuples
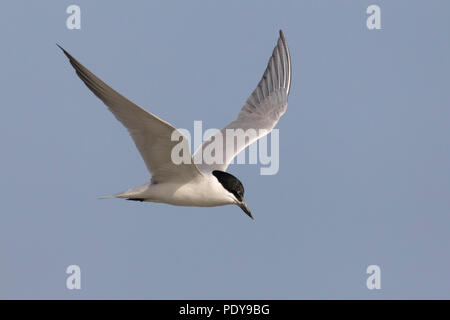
(194, 30), (291, 173)
(59, 46), (202, 183)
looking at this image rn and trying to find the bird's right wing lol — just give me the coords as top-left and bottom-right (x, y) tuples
(59, 46), (202, 183)
(194, 30), (291, 173)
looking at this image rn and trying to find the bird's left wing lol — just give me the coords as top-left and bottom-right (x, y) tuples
(59, 46), (202, 183)
(194, 30), (291, 173)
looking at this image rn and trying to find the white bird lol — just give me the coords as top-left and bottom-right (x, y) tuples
(59, 30), (291, 219)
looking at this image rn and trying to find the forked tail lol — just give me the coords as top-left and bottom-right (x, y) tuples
(97, 183), (149, 200)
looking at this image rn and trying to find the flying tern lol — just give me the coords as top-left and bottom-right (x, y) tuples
(59, 30), (291, 219)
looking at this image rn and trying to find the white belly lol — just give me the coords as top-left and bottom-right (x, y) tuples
(135, 176), (234, 207)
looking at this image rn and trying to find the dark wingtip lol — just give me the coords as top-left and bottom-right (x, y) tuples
(56, 43), (65, 52)
(56, 44), (72, 60)
(126, 198), (145, 202)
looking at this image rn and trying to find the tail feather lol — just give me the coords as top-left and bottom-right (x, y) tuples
(97, 183), (150, 200)
(97, 195), (116, 200)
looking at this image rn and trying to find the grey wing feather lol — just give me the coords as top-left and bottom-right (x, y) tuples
(58, 45), (202, 182)
(194, 30), (291, 172)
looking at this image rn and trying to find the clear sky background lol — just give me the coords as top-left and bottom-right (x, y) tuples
(1, 0), (449, 299)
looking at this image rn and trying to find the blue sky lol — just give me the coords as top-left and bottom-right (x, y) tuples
(1, 1), (449, 298)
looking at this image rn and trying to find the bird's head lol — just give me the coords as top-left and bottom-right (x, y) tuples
(212, 170), (253, 220)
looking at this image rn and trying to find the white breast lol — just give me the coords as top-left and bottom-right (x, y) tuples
(139, 174), (235, 207)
